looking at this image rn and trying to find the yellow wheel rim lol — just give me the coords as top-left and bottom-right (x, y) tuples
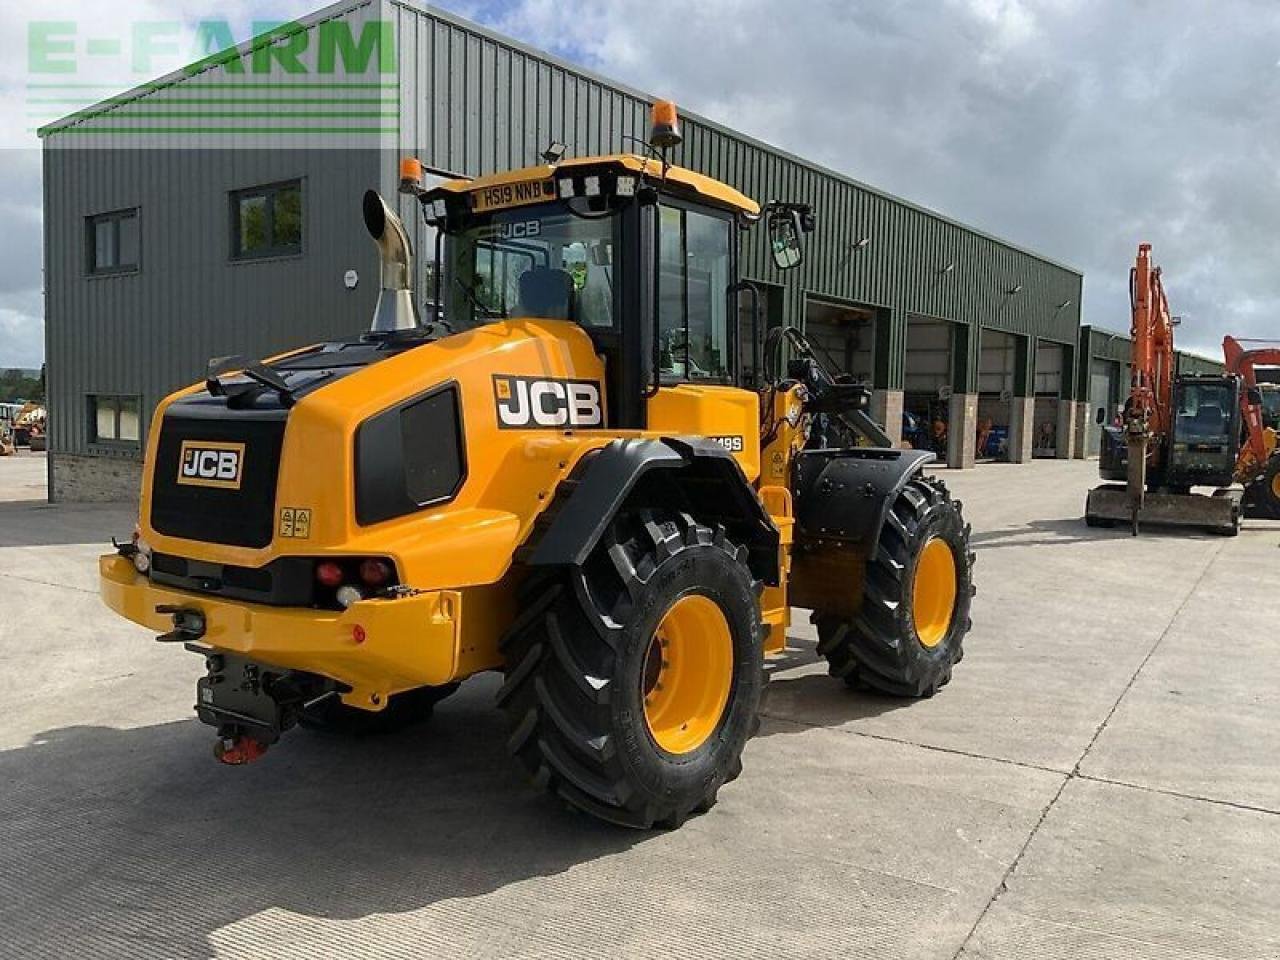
(642, 595), (734, 755)
(1271, 473), (1280, 500)
(912, 538), (958, 649)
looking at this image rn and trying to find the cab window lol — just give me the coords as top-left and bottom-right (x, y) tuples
(1174, 382), (1232, 442)
(445, 201), (616, 329)
(658, 205), (732, 383)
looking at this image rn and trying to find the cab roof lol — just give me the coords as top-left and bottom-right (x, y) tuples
(432, 153), (760, 216)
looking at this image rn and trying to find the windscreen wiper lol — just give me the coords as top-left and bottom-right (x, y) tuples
(453, 276), (507, 319)
(206, 355), (297, 408)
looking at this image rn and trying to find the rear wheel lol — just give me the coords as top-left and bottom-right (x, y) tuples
(298, 683), (459, 736)
(497, 512), (763, 829)
(815, 476), (974, 697)
(1243, 456), (1280, 520)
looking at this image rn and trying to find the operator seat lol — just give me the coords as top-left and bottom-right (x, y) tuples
(1190, 404), (1225, 435)
(517, 267), (574, 320)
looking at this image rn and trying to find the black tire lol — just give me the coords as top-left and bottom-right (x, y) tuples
(814, 475), (974, 697)
(1243, 456), (1280, 520)
(298, 682), (459, 736)
(497, 512), (763, 830)
(1085, 514), (1114, 528)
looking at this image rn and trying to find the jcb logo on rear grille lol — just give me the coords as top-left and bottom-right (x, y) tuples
(493, 375), (603, 429)
(177, 441), (245, 489)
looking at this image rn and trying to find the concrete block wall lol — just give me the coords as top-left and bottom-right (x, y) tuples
(1007, 397), (1035, 463)
(1073, 401), (1090, 459)
(872, 389), (905, 447)
(1057, 400), (1080, 459)
(51, 454), (142, 503)
(947, 393), (978, 469)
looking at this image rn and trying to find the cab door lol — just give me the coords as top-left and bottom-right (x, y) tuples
(645, 201), (760, 481)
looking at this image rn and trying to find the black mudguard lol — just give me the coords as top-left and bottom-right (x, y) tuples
(528, 436), (780, 584)
(792, 447), (935, 545)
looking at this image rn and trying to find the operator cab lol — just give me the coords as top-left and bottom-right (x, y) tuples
(1099, 374), (1242, 490)
(403, 102), (814, 431)
(1167, 375), (1241, 488)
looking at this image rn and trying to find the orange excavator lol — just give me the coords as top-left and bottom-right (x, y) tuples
(1086, 243), (1243, 535)
(1224, 335), (1280, 518)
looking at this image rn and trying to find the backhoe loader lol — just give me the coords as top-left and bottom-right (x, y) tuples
(1223, 335), (1280, 519)
(100, 101), (974, 829)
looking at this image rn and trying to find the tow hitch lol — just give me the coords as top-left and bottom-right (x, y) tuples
(190, 648), (333, 764)
(155, 604), (206, 644)
(214, 735), (269, 765)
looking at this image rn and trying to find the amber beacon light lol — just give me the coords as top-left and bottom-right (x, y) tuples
(649, 99), (683, 150)
(398, 156), (424, 195)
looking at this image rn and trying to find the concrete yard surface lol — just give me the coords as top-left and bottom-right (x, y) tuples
(1, 454), (1278, 959)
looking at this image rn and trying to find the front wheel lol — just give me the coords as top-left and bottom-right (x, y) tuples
(497, 512), (763, 829)
(816, 475), (974, 697)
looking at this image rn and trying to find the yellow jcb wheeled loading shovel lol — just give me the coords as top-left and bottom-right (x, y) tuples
(100, 102), (974, 828)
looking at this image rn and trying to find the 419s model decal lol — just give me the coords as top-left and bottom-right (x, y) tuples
(493, 375), (604, 429)
(708, 435), (745, 453)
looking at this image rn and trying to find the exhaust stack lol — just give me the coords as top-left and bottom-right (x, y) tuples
(362, 190), (420, 333)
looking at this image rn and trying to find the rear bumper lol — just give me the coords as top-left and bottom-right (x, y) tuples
(99, 554), (464, 706)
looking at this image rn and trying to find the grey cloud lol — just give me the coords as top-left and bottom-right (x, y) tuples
(474, 0), (1280, 359)
(0, 289), (44, 369)
(0, 150), (43, 366)
(3, 1), (1277, 366)
(0, 152), (44, 294)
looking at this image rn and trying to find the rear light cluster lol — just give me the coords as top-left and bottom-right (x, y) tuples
(131, 525), (153, 574)
(313, 557), (398, 609)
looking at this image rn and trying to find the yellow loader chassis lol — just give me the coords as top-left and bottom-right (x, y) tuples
(100, 554), (508, 709)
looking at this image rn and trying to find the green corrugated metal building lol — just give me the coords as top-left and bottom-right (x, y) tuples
(40, 0), (1087, 500)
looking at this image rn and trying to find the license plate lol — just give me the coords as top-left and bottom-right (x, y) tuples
(471, 179), (555, 213)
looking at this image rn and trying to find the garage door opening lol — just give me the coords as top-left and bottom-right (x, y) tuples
(903, 316), (954, 456)
(1087, 358), (1124, 456)
(1033, 341), (1065, 457)
(803, 297), (874, 383)
(801, 297), (876, 447)
(978, 329), (1016, 462)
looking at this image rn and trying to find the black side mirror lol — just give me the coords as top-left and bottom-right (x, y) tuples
(768, 209), (804, 270)
(1095, 406), (1107, 425)
(1247, 386), (1263, 407)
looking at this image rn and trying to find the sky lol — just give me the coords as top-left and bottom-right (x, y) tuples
(3, 0), (1279, 368)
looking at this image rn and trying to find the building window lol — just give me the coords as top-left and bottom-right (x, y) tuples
(90, 395), (141, 446)
(87, 209), (140, 275)
(232, 180), (303, 260)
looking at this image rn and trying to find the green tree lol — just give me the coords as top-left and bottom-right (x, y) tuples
(0, 369), (42, 404)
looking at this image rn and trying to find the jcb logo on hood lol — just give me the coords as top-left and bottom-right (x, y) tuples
(494, 375), (603, 429)
(177, 441), (245, 489)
